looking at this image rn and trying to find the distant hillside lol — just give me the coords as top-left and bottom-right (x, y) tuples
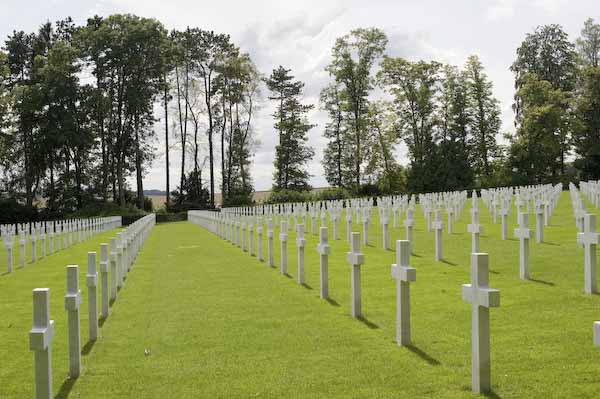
(144, 189), (167, 196)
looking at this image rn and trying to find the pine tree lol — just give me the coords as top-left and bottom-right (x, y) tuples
(265, 66), (315, 191)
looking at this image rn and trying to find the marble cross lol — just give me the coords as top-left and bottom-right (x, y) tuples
(280, 220), (288, 275)
(461, 253), (500, 394)
(100, 244), (110, 318)
(317, 227), (330, 299)
(499, 200), (509, 240)
(404, 208), (414, 254)
(29, 288), (55, 399)
(577, 213), (599, 294)
(514, 212), (533, 280)
(347, 232), (365, 318)
(249, 222), (254, 256)
(4, 232), (14, 273)
(86, 252), (99, 341)
(257, 222), (264, 262)
(296, 224), (306, 284)
(65, 265), (82, 378)
(346, 212), (353, 243)
(267, 219), (275, 267)
(468, 208), (484, 253)
(535, 205), (544, 243)
(109, 238), (118, 301)
(594, 321), (600, 346)
(391, 240), (416, 346)
(433, 209), (444, 261)
(381, 212), (390, 250)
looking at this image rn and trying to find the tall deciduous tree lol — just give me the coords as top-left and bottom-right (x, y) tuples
(379, 57), (440, 193)
(265, 66), (314, 191)
(325, 28), (387, 189)
(576, 18), (600, 68)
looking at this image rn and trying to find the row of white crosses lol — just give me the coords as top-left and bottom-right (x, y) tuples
(29, 214), (155, 399)
(2, 216), (121, 274)
(190, 208), (500, 394)
(189, 210), (363, 312)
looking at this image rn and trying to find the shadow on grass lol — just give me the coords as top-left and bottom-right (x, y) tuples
(529, 277), (555, 286)
(440, 259), (458, 266)
(406, 344), (441, 366)
(81, 339), (96, 356)
(109, 298), (116, 307)
(411, 253), (422, 258)
(490, 270), (500, 275)
(301, 283), (313, 290)
(282, 273), (293, 279)
(483, 389), (502, 399)
(542, 241), (561, 246)
(356, 316), (379, 329)
(55, 376), (76, 399)
(325, 298), (340, 307)
(99, 316), (107, 327)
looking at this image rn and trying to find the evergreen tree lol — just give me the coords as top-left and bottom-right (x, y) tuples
(265, 66), (315, 191)
(464, 55), (501, 183)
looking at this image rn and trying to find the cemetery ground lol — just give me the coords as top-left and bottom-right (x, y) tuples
(2, 192), (600, 398)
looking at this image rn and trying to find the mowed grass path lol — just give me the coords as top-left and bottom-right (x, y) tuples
(3, 192), (600, 398)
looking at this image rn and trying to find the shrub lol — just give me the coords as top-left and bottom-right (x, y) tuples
(314, 187), (350, 201)
(267, 189), (312, 204)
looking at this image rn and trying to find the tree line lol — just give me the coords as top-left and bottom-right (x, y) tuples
(0, 15), (598, 214)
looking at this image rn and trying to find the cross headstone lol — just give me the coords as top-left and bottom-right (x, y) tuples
(65, 265), (82, 378)
(594, 321), (600, 347)
(249, 222), (254, 256)
(362, 210), (370, 246)
(29, 288), (55, 399)
(514, 212), (533, 280)
(461, 253), (500, 394)
(87, 252), (99, 341)
(405, 208), (414, 254)
(391, 240), (416, 346)
(257, 222), (264, 262)
(109, 238), (118, 301)
(381, 212), (390, 250)
(241, 220), (247, 252)
(347, 232), (365, 318)
(19, 228), (26, 268)
(346, 211), (353, 243)
(280, 220), (288, 275)
(577, 213), (599, 294)
(4, 232), (14, 273)
(447, 208), (454, 234)
(535, 205), (544, 243)
(499, 201), (509, 240)
(317, 227), (330, 299)
(267, 219), (274, 267)
(468, 208), (483, 253)
(296, 224), (306, 284)
(31, 227), (38, 263)
(433, 210), (443, 261)
(100, 243), (110, 318)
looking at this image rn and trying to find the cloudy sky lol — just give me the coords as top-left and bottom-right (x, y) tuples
(1, 0), (597, 192)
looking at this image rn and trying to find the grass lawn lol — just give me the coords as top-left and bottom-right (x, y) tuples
(2, 191), (600, 398)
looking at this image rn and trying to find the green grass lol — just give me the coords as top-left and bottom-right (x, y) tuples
(1, 192), (600, 398)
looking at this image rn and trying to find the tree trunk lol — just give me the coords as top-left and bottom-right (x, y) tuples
(135, 113), (144, 209)
(164, 76), (170, 206)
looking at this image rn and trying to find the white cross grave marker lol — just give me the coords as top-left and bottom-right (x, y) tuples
(267, 219), (274, 267)
(100, 243), (109, 318)
(391, 240), (416, 346)
(461, 253), (500, 394)
(577, 213), (599, 294)
(468, 208), (484, 253)
(317, 227), (330, 299)
(280, 220), (288, 275)
(347, 232), (365, 318)
(433, 210), (443, 261)
(296, 224), (306, 284)
(29, 288), (55, 399)
(65, 265), (82, 378)
(514, 212), (533, 280)
(87, 252), (99, 341)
